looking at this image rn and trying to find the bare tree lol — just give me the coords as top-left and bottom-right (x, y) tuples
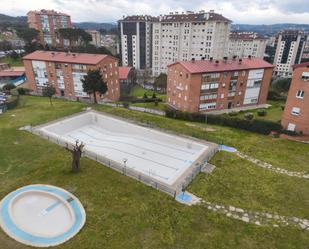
(65, 141), (85, 172)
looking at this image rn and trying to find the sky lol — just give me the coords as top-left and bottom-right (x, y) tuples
(1, 0), (309, 24)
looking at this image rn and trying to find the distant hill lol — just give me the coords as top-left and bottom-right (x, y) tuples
(0, 14), (27, 24)
(232, 23), (309, 36)
(73, 22), (117, 31)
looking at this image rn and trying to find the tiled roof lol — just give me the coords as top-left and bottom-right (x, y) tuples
(292, 62), (309, 69)
(160, 12), (231, 23)
(230, 32), (267, 41)
(0, 71), (25, 77)
(168, 58), (274, 74)
(23, 51), (110, 65)
(118, 66), (132, 80)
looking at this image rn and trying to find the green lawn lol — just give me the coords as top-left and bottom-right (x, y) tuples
(130, 85), (166, 101)
(1, 96), (309, 249)
(0, 56), (23, 67)
(225, 100), (284, 123)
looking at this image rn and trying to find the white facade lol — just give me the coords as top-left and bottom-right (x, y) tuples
(152, 12), (231, 76)
(228, 33), (267, 59)
(32, 60), (48, 87)
(244, 69), (264, 105)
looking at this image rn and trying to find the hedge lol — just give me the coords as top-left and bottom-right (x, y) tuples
(6, 95), (19, 110)
(165, 109), (282, 135)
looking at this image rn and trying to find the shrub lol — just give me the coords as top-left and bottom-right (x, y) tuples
(228, 111), (238, 117)
(281, 105), (285, 111)
(244, 112), (254, 120)
(152, 92), (157, 99)
(2, 83), (16, 92)
(131, 98), (162, 104)
(257, 109), (267, 117)
(143, 92), (148, 99)
(165, 109), (282, 135)
(122, 102), (130, 108)
(17, 87), (31, 95)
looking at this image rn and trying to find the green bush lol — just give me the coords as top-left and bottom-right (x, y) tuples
(165, 109), (282, 135)
(244, 113), (254, 120)
(257, 109), (267, 117)
(143, 93), (148, 99)
(228, 111), (238, 117)
(2, 83), (16, 92)
(122, 102), (130, 108)
(152, 93), (157, 99)
(17, 87), (31, 95)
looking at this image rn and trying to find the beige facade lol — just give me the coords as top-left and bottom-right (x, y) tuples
(152, 10), (231, 76)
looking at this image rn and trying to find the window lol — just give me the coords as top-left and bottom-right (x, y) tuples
(200, 94), (217, 100)
(199, 102), (216, 110)
(296, 90), (304, 99)
(301, 72), (309, 81)
(201, 83), (219, 90)
(291, 107), (300, 116)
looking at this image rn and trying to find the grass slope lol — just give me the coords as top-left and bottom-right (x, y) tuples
(0, 96), (309, 249)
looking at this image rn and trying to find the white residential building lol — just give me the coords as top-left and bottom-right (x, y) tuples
(152, 10), (231, 76)
(273, 30), (308, 78)
(228, 32), (267, 59)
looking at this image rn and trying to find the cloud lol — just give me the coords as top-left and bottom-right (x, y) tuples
(0, 0), (308, 24)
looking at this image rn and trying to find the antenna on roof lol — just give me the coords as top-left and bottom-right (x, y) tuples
(209, 57), (213, 62)
(239, 59), (242, 64)
(223, 56), (228, 63)
(215, 60), (219, 65)
(248, 55), (252, 59)
(191, 58), (195, 63)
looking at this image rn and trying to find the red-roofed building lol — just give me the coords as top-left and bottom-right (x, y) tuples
(281, 62), (309, 134)
(118, 66), (136, 96)
(167, 57), (274, 112)
(23, 51), (120, 101)
(27, 9), (72, 48)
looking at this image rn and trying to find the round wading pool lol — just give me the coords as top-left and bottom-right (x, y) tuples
(0, 185), (86, 247)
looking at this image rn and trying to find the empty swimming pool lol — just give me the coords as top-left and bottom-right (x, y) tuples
(33, 111), (217, 191)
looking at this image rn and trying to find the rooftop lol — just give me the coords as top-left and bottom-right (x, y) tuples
(27, 9), (70, 16)
(0, 71), (25, 77)
(292, 62), (309, 69)
(23, 51), (110, 65)
(118, 66), (132, 80)
(168, 58), (274, 74)
(230, 32), (267, 41)
(159, 11), (231, 23)
(119, 15), (159, 22)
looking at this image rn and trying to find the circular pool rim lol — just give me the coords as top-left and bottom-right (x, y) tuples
(0, 184), (86, 247)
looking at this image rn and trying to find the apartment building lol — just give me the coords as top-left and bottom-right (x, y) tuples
(27, 9), (72, 48)
(228, 32), (267, 59)
(86, 29), (102, 47)
(118, 15), (157, 70)
(23, 51), (120, 101)
(152, 10), (231, 76)
(301, 40), (309, 61)
(273, 30), (308, 77)
(167, 57), (273, 113)
(281, 62), (309, 134)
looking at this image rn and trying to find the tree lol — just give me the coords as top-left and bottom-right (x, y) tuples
(81, 69), (107, 103)
(65, 141), (84, 172)
(42, 86), (56, 106)
(16, 27), (39, 44)
(58, 28), (92, 47)
(154, 73), (167, 93)
(2, 83), (16, 92)
(0, 40), (12, 51)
